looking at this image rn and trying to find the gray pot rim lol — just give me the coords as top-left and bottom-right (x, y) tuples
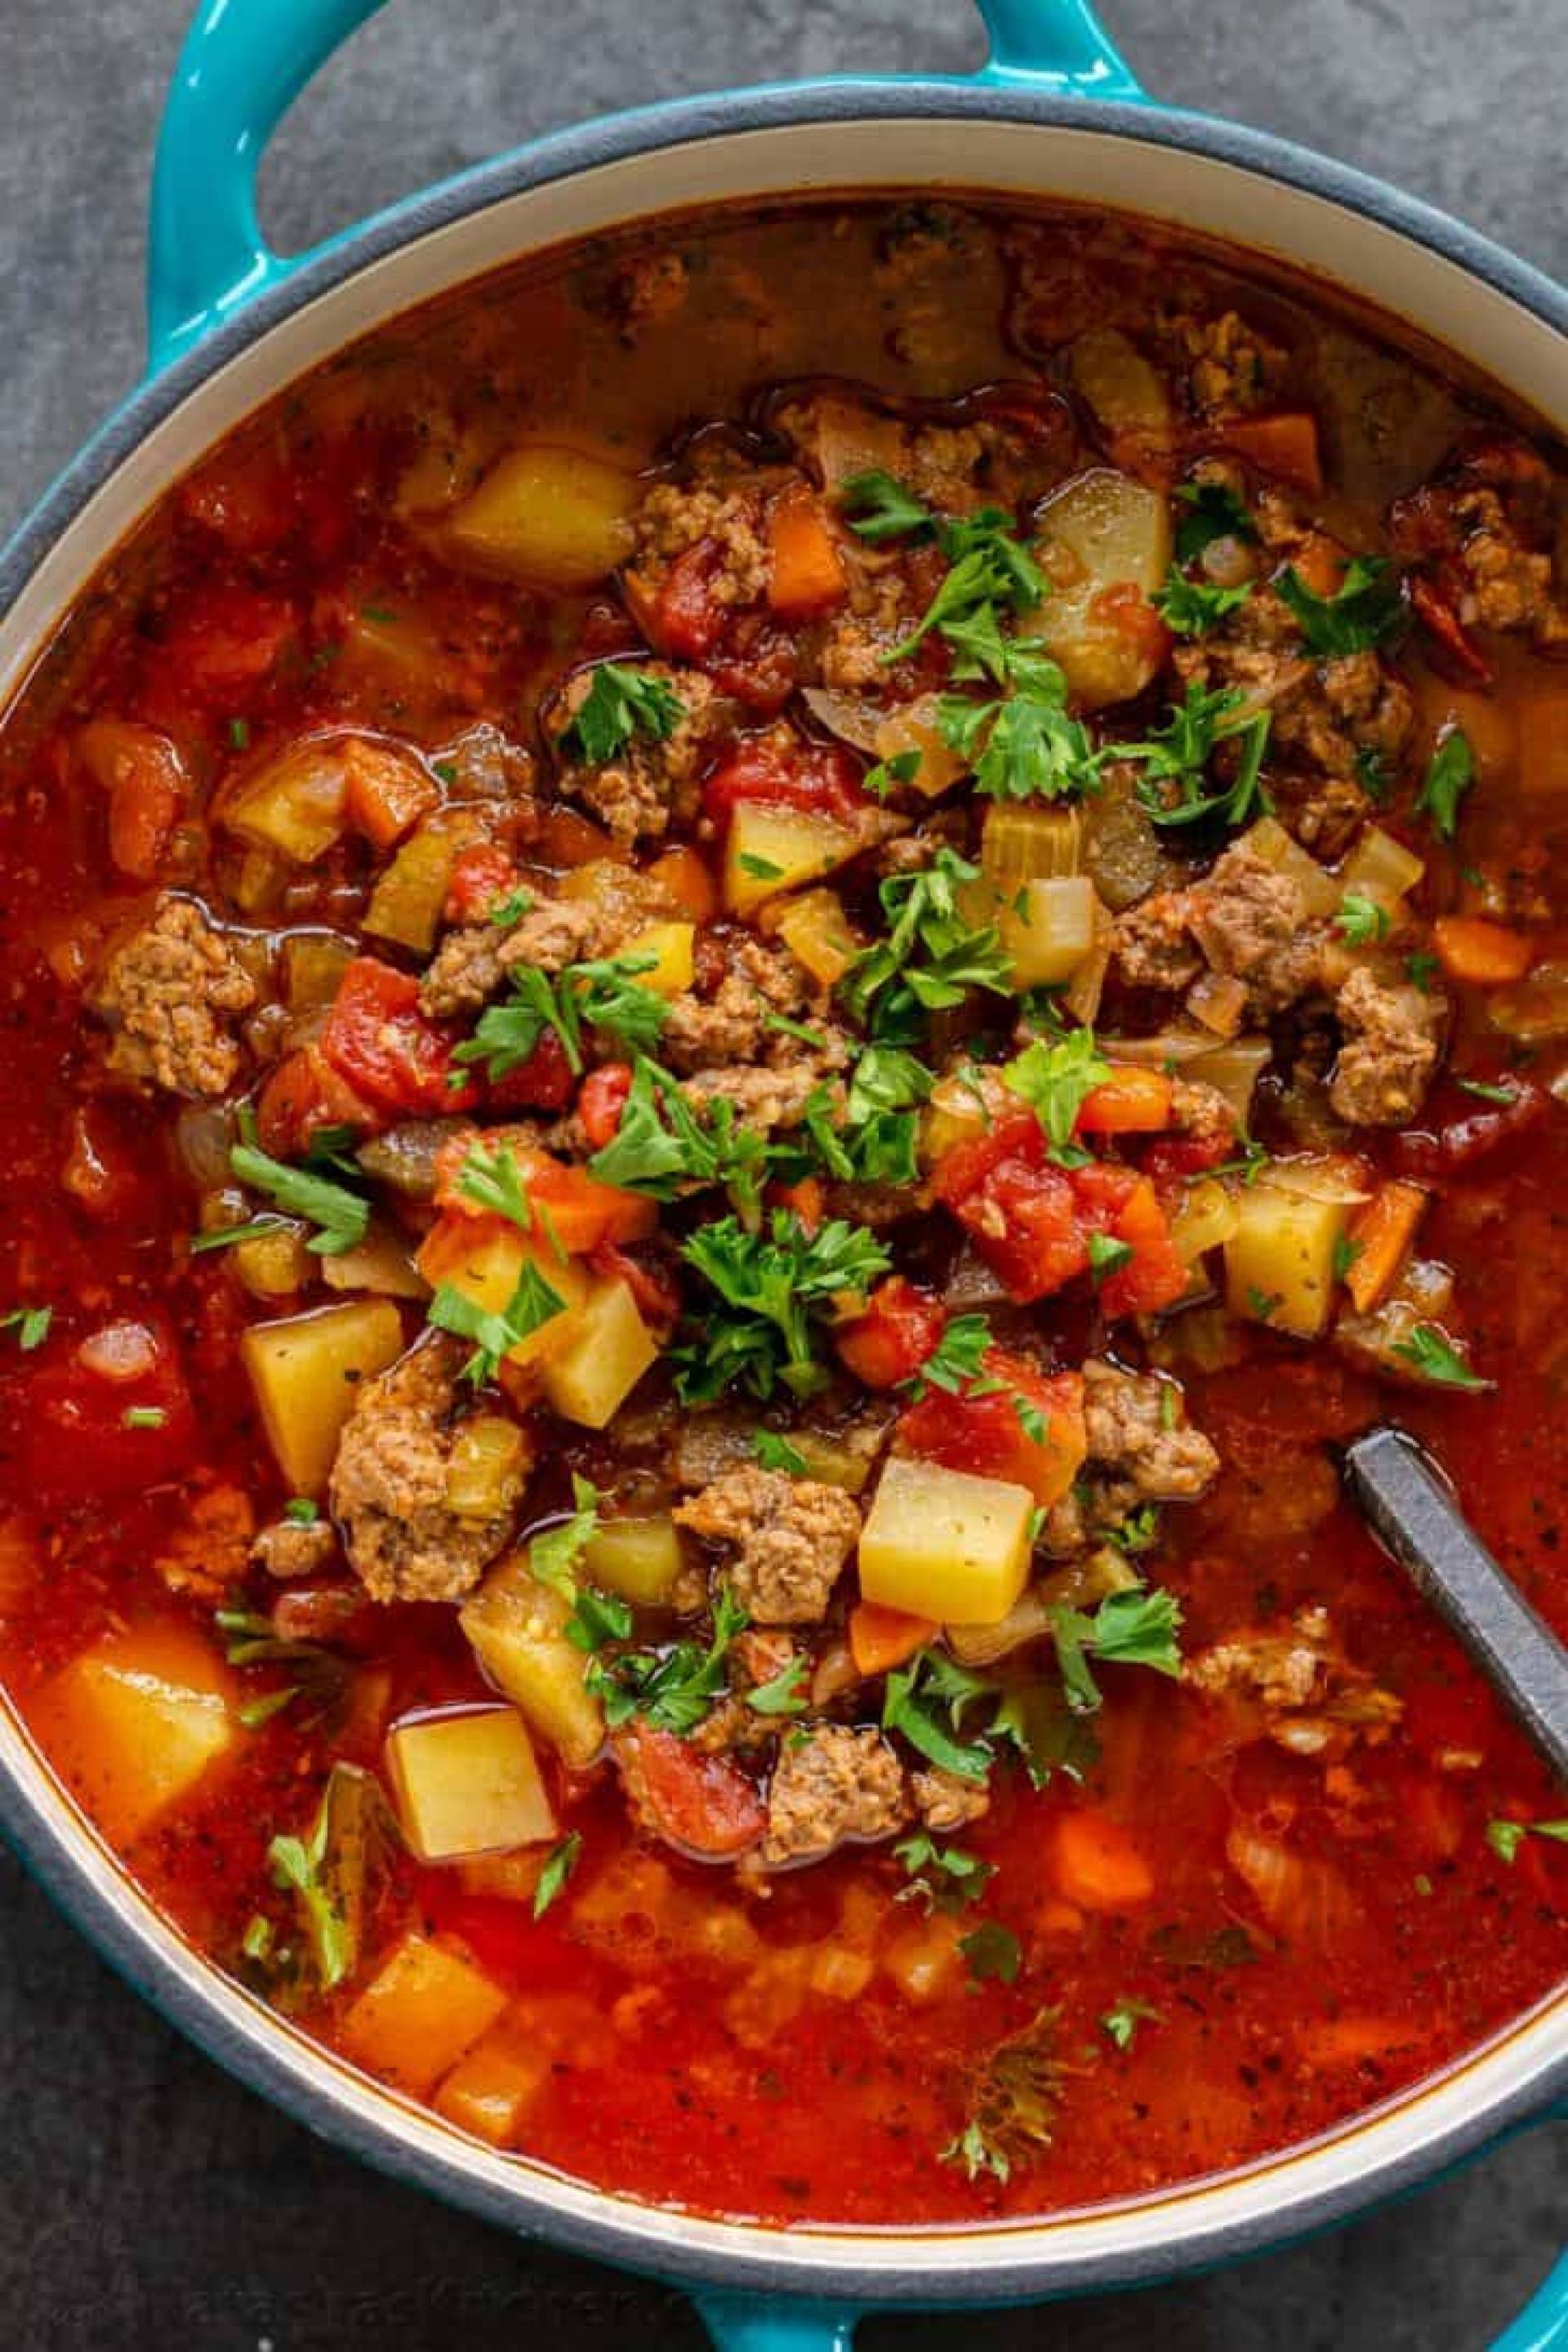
(2, 72), (1565, 2310)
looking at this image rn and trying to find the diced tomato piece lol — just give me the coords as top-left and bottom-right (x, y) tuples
(180, 439), (298, 553)
(320, 958), (475, 1116)
(1141, 1131), (1235, 1192)
(1390, 1080), (1547, 1181)
(934, 1118), (1089, 1304)
(577, 1061), (634, 1151)
(710, 617), (798, 715)
(768, 1175), (825, 1234)
(651, 540), (729, 661)
(254, 1044), (381, 1159)
(613, 1724), (764, 1860)
(835, 1276), (946, 1390)
(158, 586), (297, 702)
(1077, 1066), (1175, 1136)
(702, 733), (865, 829)
(483, 1027), (577, 1113)
(445, 842), (523, 927)
(1069, 1162), (1189, 1318)
(899, 1350), (1086, 1506)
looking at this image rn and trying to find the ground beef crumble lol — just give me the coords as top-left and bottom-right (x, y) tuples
(675, 1466), (861, 1626)
(762, 1724), (907, 1864)
(93, 895), (256, 1096)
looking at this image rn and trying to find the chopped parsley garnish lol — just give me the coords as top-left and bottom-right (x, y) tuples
(1336, 893), (1392, 946)
(455, 953), (668, 1082)
(455, 1138), (537, 1229)
(1406, 950), (1440, 995)
(532, 1831), (582, 1918)
(1356, 742), (1394, 802)
(882, 1650), (999, 1784)
(1001, 1026), (1111, 1149)
(938, 643), (1103, 802)
(960, 1920), (1022, 1986)
(840, 849), (1011, 1040)
(586, 1055), (769, 1218)
(266, 1763), (388, 1993)
(941, 2007), (1062, 2183)
(586, 1584), (747, 1737)
(863, 748), (923, 800)
(566, 1584), (633, 1654)
(564, 663), (684, 765)
(1276, 555), (1406, 655)
(228, 1132), (370, 1257)
(1332, 1231), (1364, 1283)
(121, 1405), (167, 1432)
(1174, 480), (1258, 566)
(737, 852), (785, 880)
(1155, 568), (1254, 637)
(674, 1212), (893, 1404)
(528, 1473), (602, 1589)
(1049, 1585), (1183, 1714)
(902, 1313), (994, 1400)
(1454, 1076), (1517, 1107)
(429, 1260), (568, 1384)
(1100, 1996), (1160, 2050)
(839, 470), (936, 543)
(864, 500), (1045, 673)
(1086, 1232), (1135, 1286)
(0, 1304), (51, 1351)
(1486, 1817), (1568, 1864)
(894, 1833), (994, 1913)
(1107, 1502), (1160, 1557)
(283, 1496), (319, 1526)
(1115, 684), (1272, 832)
(1415, 729), (1476, 842)
(751, 1430), (811, 1477)
(1388, 1322), (1489, 1391)
(746, 1655), (811, 1717)
(227, 717), (251, 751)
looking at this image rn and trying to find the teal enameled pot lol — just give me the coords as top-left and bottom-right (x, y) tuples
(0, 3), (1564, 2344)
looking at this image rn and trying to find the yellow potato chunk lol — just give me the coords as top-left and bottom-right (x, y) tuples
(1033, 468), (1170, 710)
(1223, 1180), (1353, 1339)
(621, 919), (696, 997)
(241, 1299), (404, 1494)
(434, 2023), (551, 2145)
(414, 1223), (587, 1370)
(339, 1932), (508, 2096)
(724, 804), (861, 914)
(582, 1515), (686, 1605)
(858, 1456), (1035, 1625)
(385, 1706), (555, 1863)
(461, 1556), (604, 1770)
(770, 889), (859, 987)
(442, 445), (639, 586)
(224, 736), (354, 863)
(541, 1276), (658, 1429)
(37, 1622), (237, 1847)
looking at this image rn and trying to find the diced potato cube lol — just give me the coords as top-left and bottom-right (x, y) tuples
(461, 1556), (604, 1769)
(621, 920), (695, 997)
(363, 812), (479, 954)
(339, 1931), (508, 2095)
(242, 1299), (404, 1494)
(446, 1415), (530, 1519)
(414, 1223), (586, 1370)
(582, 1515), (686, 1605)
(1339, 823), (1425, 912)
(1223, 1180), (1352, 1339)
(724, 804), (861, 915)
(1069, 328), (1174, 443)
(385, 1707), (555, 1862)
(442, 445), (639, 587)
(233, 1223), (314, 1299)
(224, 736), (354, 863)
(1033, 469), (1170, 710)
(37, 1623), (237, 1846)
(541, 1276), (658, 1429)
(434, 2023), (551, 2145)
(859, 1456), (1035, 1625)
(770, 889), (859, 987)
(873, 696), (968, 798)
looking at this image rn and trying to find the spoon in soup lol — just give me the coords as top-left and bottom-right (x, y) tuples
(1343, 1423), (1568, 1781)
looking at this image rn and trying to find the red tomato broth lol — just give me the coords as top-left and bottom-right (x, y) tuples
(0, 190), (1562, 2228)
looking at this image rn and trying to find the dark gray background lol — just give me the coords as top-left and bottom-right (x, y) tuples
(1, 0), (1565, 2342)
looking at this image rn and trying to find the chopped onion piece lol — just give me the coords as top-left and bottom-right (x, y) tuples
(1339, 824), (1425, 911)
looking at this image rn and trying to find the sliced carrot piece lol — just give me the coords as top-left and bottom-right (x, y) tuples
(1343, 1178), (1428, 1313)
(1051, 1809), (1154, 1913)
(1206, 409), (1322, 494)
(1432, 915), (1535, 987)
(645, 843), (719, 923)
(849, 1601), (937, 1678)
(343, 738), (440, 851)
(1077, 1066), (1175, 1136)
(766, 488), (848, 618)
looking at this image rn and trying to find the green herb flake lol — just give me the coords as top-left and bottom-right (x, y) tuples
(1388, 1322), (1489, 1391)
(430, 1260), (569, 1385)
(564, 663), (684, 766)
(1416, 730), (1477, 842)
(1277, 555), (1406, 657)
(1100, 1996), (1160, 2051)
(1336, 893), (1392, 946)
(1, 1304), (52, 1352)
(960, 1920), (1023, 1986)
(532, 1831), (582, 1918)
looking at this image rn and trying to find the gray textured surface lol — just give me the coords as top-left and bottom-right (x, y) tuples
(0, 0), (1565, 2343)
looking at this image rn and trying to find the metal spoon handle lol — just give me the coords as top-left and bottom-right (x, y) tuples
(1343, 1425), (1568, 1784)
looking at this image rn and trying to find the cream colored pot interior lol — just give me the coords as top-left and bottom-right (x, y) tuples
(2, 112), (1564, 2288)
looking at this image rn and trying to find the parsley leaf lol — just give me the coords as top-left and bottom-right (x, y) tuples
(229, 1136), (369, 1257)
(1277, 555), (1405, 656)
(903, 1312), (994, 1399)
(1335, 893), (1392, 946)
(0, 1304), (52, 1351)
(841, 849), (1011, 1040)
(430, 1260), (568, 1383)
(1174, 480), (1257, 565)
(532, 1831), (582, 1918)
(1156, 568), (1253, 638)
(266, 1763), (389, 1992)
(939, 644), (1103, 803)
(863, 748), (923, 800)
(1487, 1818), (1568, 1864)
(1415, 730), (1476, 842)
(586, 1055), (769, 1218)
(838, 470), (935, 543)
(1100, 1996), (1160, 2050)
(882, 1650), (998, 1784)
(1086, 1232), (1135, 1286)
(940, 2007), (1062, 2183)
(1001, 1027), (1111, 1149)
(960, 1920), (1022, 1986)
(675, 1212), (892, 1404)
(1388, 1322), (1489, 1391)
(586, 1584), (748, 1736)
(564, 663), (684, 765)
(881, 510), (1045, 671)
(1114, 685), (1272, 831)
(455, 953), (667, 1082)
(752, 1429), (810, 1476)
(456, 1138), (537, 1229)
(1050, 1585), (1183, 1713)
(746, 1655), (810, 1717)
(894, 1832), (994, 1913)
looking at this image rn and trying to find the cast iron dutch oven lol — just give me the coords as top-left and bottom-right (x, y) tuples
(1, 2), (1564, 2343)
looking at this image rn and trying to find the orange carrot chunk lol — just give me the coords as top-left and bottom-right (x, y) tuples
(766, 489), (848, 618)
(1051, 1809), (1155, 1913)
(1432, 915), (1535, 987)
(1344, 1179), (1428, 1313)
(849, 1601), (938, 1678)
(1077, 1067), (1175, 1136)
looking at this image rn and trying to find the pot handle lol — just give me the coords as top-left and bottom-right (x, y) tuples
(693, 2293), (860, 2350)
(1494, 2252), (1568, 2352)
(145, 0), (1144, 372)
